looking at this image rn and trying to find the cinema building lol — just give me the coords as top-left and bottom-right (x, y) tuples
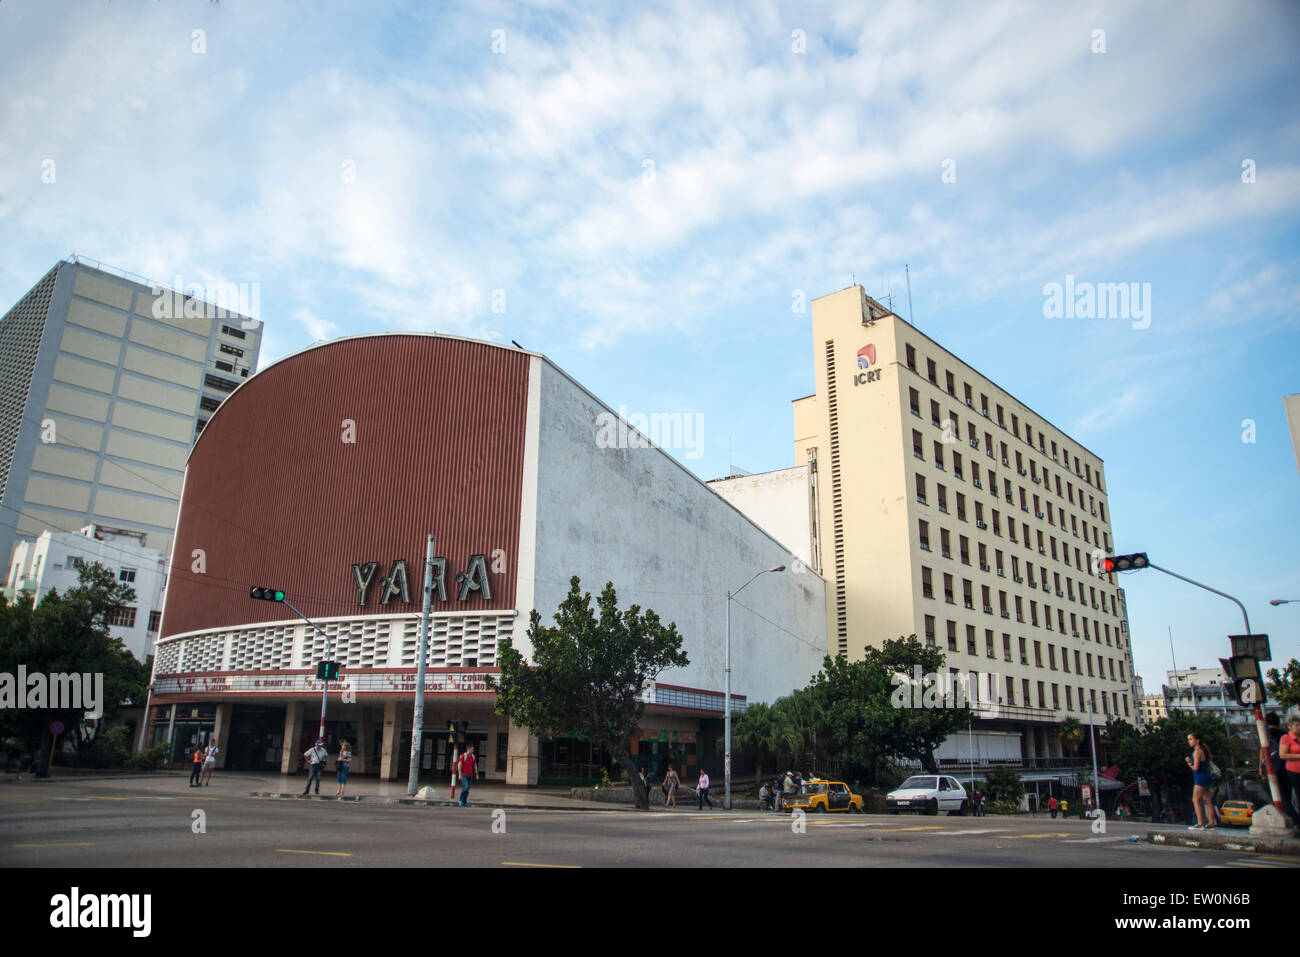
(144, 335), (826, 785)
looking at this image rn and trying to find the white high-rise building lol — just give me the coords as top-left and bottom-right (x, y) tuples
(0, 257), (262, 567)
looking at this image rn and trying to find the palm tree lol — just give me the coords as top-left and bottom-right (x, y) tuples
(1059, 717), (1085, 756)
(733, 702), (776, 788)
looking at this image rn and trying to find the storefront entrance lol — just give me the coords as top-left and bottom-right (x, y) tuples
(226, 705), (285, 771)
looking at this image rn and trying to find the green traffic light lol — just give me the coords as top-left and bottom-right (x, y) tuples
(274, 590), (285, 602)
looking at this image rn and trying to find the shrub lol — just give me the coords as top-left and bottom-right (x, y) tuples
(86, 726), (131, 768)
(986, 799), (1022, 815)
(125, 744), (168, 771)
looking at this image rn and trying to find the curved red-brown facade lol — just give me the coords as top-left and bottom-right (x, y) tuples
(161, 335), (530, 637)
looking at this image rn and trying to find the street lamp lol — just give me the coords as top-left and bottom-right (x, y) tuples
(725, 565), (785, 810)
(1270, 599), (1299, 606)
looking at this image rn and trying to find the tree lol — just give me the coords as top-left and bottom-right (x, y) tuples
(868, 634), (970, 771)
(1265, 658), (1300, 710)
(984, 765), (1025, 805)
(1114, 712), (1230, 822)
(1059, 717), (1084, 756)
(489, 577), (688, 810)
(808, 653), (896, 786)
(0, 559), (149, 775)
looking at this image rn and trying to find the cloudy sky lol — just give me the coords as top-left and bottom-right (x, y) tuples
(2, 0), (1297, 693)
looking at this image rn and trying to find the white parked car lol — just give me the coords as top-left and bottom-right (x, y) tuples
(885, 775), (969, 815)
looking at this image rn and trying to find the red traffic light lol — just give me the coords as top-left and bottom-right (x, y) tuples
(1104, 553), (1148, 573)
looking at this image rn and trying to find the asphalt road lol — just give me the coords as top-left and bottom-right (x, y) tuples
(2, 776), (1296, 869)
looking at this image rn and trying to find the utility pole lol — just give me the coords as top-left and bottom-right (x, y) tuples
(407, 534), (436, 796)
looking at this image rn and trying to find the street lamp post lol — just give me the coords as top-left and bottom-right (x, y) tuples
(725, 565), (785, 810)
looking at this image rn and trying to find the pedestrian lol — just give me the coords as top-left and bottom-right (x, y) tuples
(759, 782), (771, 810)
(200, 739), (219, 786)
(1185, 731), (1218, 830)
(783, 771), (796, 806)
(696, 769), (713, 810)
(1048, 795), (1059, 819)
(188, 739), (204, 787)
(1060, 798), (1069, 817)
(334, 740), (352, 798)
(458, 745), (477, 806)
(663, 765), (680, 808)
(302, 738), (328, 796)
(1261, 712), (1299, 826)
(1280, 716), (1300, 824)
(637, 768), (649, 799)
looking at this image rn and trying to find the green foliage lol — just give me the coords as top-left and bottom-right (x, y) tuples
(1058, 717), (1084, 754)
(806, 634), (970, 785)
(1102, 717), (1138, 745)
(983, 765), (1025, 804)
(125, 744), (168, 771)
(1114, 711), (1230, 789)
(0, 560), (150, 761)
(490, 577), (688, 810)
(1265, 658), (1300, 710)
(85, 724), (131, 768)
(986, 799), (1021, 815)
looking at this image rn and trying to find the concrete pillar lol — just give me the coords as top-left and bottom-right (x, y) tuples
(280, 701), (301, 775)
(1023, 724), (1038, 764)
(380, 701), (400, 781)
(355, 707), (370, 776)
(212, 703), (233, 769)
(507, 719), (538, 787)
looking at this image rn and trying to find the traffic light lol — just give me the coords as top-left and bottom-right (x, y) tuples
(1103, 553), (1149, 573)
(316, 661), (340, 681)
(1220, 656), (1263, 707)
(249, 586), (285, 601)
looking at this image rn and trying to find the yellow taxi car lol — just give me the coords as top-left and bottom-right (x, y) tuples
(781, 779), (864, 813)
(1219, 800), (1255, 828)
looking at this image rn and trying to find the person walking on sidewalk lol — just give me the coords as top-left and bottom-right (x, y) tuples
(458, 745), (477, 806)
(188, 740), (204, 787)
(334, 740), (352, 798)
(696, 770), (713, 810)
(1048, 795), (1059, 819)
(302, 739), (328, 796)
(663, 766), (680, 808)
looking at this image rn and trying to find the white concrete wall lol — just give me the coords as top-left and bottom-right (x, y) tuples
(707, 466), (814, 567)
(527, 361), (828, 706)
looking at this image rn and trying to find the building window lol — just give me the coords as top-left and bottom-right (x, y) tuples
(924, 615), (936, 646)
(913, 430), (925, 459)
(926, 359), (938, 385)
(107, 607), (137, 628)
(909, 388), (921, 417)
(220, 324), (247, 339)
(119, 568), (136, 583)
(918, 519), (930, 550)
(921, 566), (934, 599)
(219, 342), (245, 358)
(915, 474), (927, 505)
(148, 610), (162, 632)
(947, 620), (958, 651)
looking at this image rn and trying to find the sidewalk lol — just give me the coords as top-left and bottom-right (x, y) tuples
(1147, 826), (1300, 857)
(254, 773), (636, 811)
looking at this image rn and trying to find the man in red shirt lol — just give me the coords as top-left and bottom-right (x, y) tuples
(458, 745), (478, 806)
(1048, 795), (1059, 819)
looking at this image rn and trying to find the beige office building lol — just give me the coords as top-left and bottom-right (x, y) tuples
(0, 258), (262, 566)
(715, 285), (1136, 763)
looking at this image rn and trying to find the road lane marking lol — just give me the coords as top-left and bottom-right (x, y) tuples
(866, 825), (947, 832)
(932, 829), (1007, 835)
(1062, 836), (1128, 843)
(1256, 855), (1300, 864)
(275, 849), (352, 857)
(1223, 860), (1278, 868)
(501, 861), (581, 868)
(13, 842), (96, 847)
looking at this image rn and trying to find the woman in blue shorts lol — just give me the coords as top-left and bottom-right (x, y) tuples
(1185, 732), (1218, 829)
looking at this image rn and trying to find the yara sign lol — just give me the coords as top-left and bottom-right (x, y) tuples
(351, 556), (492, 606)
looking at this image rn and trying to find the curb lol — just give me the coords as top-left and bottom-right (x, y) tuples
(249, 791), (642, 812)
(1147, 829), (1300, 856)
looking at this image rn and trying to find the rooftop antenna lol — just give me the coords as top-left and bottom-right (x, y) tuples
(906, 263), (915, 325)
